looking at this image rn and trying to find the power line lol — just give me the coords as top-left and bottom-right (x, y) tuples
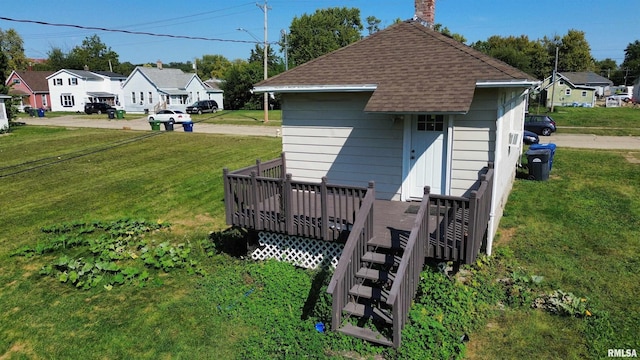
(0, 16), (257, 44)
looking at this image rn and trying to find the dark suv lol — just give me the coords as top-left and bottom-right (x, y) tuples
(524, 114), (556, 136)
(186, 100), (218, 114)
(84, 102), (116, 115)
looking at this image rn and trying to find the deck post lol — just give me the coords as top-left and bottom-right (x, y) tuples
(223, 168), (231, 225)
(280, 152), (287, 178)
(284, 173), (294, 235)
(320, 177), (329, 240)
(250, 171), (260, 230)
(466, 190), (479, 264)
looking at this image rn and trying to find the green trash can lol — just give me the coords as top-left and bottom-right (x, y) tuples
(149, 121), (161, 131)
(116, 109), (125, 119)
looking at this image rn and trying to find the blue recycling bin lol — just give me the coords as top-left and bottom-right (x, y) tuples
(529, 143), (556, 171)
(37, 108), (45, 117)
(182, 121), (193, 132)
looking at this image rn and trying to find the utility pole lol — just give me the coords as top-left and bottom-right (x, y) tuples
(550, 47), (559, 113)
(281, 29), (288, 71)
(257, 1), (270, 123)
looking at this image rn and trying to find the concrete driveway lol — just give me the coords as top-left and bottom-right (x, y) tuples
(18, 115), (280, 137)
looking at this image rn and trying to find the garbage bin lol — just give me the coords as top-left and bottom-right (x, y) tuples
(529, 143), (556, 171)
(163, 121), (174, 131)
(149, 121), (161, 131)
(526, 149), (551, 181)
(29, 108), (36, 117)
(116, 109), (125, 119)
(144, 109), (149, 115)
(182, 121), (193, 132)
(107, 109), (116, 119)
(37, 108), (45, 117)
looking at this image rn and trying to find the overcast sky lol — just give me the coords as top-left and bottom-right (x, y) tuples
(1, 0), (637, 66)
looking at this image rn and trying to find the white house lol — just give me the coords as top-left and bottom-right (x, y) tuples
(0, 94), (10, 131)
(120, 62), (223, 114)
(46, 70), (126, 112)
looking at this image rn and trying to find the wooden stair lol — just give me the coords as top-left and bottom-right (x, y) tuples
(336, 241), (403, 346)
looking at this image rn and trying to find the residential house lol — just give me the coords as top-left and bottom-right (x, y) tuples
(120, 62), (221, 114)
(203, 78), (224, 109)
(46, 69), (127, 112)
(223, 11), (539, 347)
(540, 71), (613, 107)
(0, 94), (10, 130)
(5, 71), (54, 111)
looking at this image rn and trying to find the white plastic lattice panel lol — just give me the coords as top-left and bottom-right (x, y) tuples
(251, 232), (344, 269)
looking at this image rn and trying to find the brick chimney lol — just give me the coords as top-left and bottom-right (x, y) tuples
(414, 0), (435, 28)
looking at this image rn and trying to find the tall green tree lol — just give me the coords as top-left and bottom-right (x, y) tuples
(196, 54), (232, 80)
(0, 28), (28, 71)
(472, 35), (550, 79)
(433, 24), (467, 43)
(0, 50), (17, 122)
(221, 60), (263, 110)
(620, 40), (640, 85)
(556, 29), (594, 72)
(67, 34), (120, 71)
(285, 7), (363, 67)
(366, 16), (382, 35)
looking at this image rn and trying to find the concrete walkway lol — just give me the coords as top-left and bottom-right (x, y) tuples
(18, 115), (280, 137)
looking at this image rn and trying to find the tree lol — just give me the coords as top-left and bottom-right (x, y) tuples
(285, 7), (363, 67)
(433, 24), (467, 43)
(221, 60), (263, 110)
(472, 35), (551, 79)
(621, 40), (640, 85)
(366, 16), (382, 35)
(0, 28), (28, 71)
(44, 47), (68, 71)
(556, 29), (594, 72)
(0, 50), (17, 122)
(594, 58), (618, 79)
(67, 35), (120, 71)
(196, 54), (232, 80)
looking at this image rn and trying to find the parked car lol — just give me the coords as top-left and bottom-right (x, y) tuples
(185, 100), (218, 114)
(523, 130), (539, 145)
(148, 109), (192, 123)
(607, 93), (632, 102)
(84, 102), (116, 115)
(524, 114), (556, 136)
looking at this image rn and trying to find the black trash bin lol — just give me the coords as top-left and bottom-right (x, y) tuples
(163, 121), (174, 131)
(526, 149), (551, 181)
(107, 109), (116, 119)
(530, 143), (557, 171)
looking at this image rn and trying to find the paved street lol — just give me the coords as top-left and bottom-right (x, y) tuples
(16, 115), (640, 150)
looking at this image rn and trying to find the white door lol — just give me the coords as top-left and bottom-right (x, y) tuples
(408, 115), (446, 197)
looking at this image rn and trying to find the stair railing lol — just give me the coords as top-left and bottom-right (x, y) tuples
(386, 186), (431, 348)
(327, 181), (375, 332)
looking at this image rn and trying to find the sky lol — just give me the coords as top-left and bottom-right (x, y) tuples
(1, 0), (638, 68)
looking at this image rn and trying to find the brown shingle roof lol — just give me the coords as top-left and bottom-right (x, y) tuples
(15, 71), (54, 93)
(256, 21), (538, 113)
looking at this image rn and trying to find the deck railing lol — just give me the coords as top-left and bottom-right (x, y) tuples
(326, 182), (376, 332)
(223, 154), (369, 241)
(386, 162), (494, 347)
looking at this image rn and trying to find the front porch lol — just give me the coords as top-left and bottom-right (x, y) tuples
(223, 154), (494, 348)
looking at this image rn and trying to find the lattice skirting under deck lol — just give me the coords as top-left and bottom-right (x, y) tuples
(251, 232), (344, 269)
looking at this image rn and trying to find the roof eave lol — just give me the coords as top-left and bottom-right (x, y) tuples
(476, 80), (540, 88)
(253, 84), (378, 93)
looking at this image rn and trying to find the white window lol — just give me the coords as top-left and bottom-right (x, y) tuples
(417, 115), (444, 132)
(565, 89), (571, 96)
(582, 91), (588, 97)
(61, 94), (75, 107)
(148, 92), (153, 104)
(41, 95), (48, 107)
(13, 79), (20, 84)
(131, 92), (136, 104)
(54, 78), (63, 86)
(68, 78), (78, 85)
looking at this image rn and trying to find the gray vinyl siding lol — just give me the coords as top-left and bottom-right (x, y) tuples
(282, 92), (404, 200)
(450, 88), (498, 197)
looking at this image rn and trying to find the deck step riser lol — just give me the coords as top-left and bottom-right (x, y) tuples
(337, 324), (393, 347)
(349, 284), (389, 302)
(343, 301), (393, 324)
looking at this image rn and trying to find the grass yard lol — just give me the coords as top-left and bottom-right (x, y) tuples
(529, 106), (640, 136)
(1, 124), (638, 359)
(192, 109), (282, 127)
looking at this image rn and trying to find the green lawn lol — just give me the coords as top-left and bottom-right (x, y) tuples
(1, 124), (638, 359)
(529, 106), (640, 136)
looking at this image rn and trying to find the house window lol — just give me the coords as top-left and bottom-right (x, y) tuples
(131, 92), (136, 104)
(41, 95), (48, 107)
(148, 92), (153, 104)
(565, 89), (571, 96)
(68, 78), (78, 85)
(140, 92), (144, 103)
(13, 79), (20, 84)
(582, 91), (588, 97)
(54, 78), (63, 86)
(60, 94), (75, 107)
(417, 115), (444, 132)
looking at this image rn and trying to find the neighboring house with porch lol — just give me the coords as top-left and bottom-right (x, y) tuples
(120, 62), (221, 114)
(540, 71), (613, 107)
(5, 71), (54, 111)
(223, 18), (539, 348)
(46, 69), (127, 112)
